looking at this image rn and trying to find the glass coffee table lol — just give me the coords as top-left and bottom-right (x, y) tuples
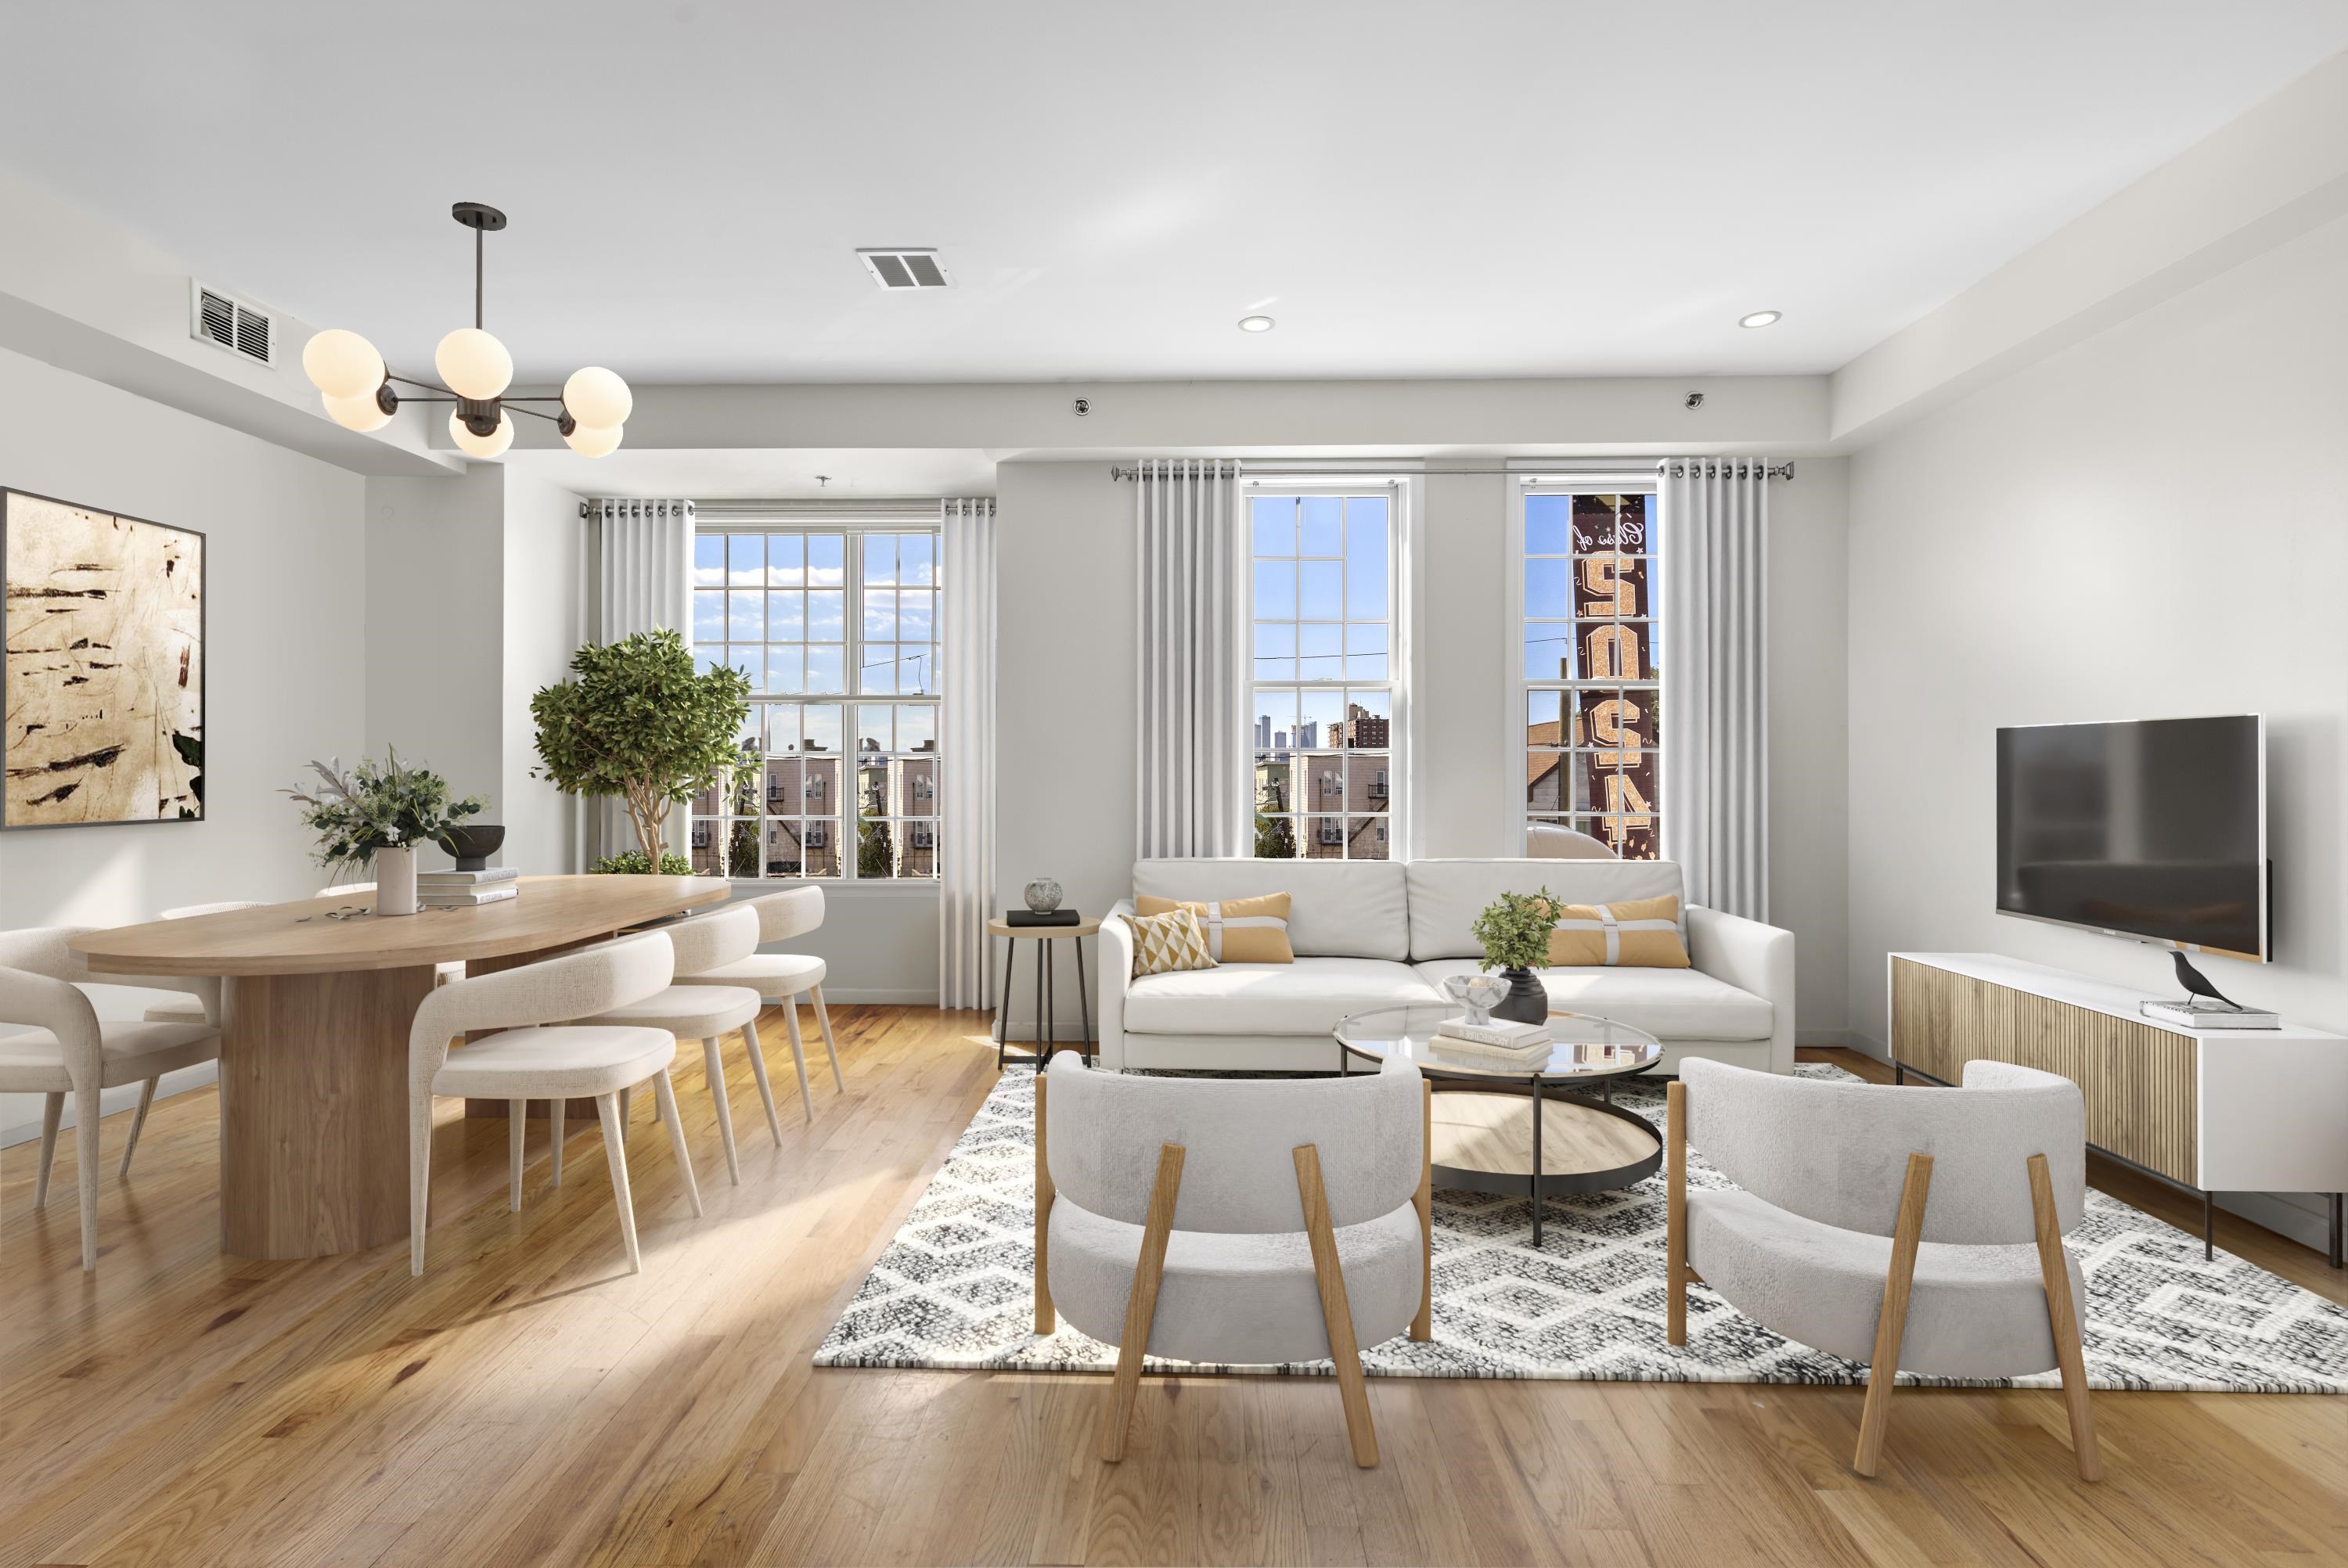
(1335, 1003), (1665, 1248)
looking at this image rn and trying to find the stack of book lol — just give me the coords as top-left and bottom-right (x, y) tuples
(1006, 908), (1081, 927)
(1433, 1015), (1554, 1063)
(419, 866), (520, 909)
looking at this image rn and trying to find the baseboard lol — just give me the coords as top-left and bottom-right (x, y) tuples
(0, 1061), (219, 1149)
(1841, 1029), (1890, 1062)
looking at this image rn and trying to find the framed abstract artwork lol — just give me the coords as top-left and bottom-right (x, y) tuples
(2, 489), (205, 826)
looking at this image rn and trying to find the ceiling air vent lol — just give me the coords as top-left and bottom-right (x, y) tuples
(189, 281), (274, 366)
(856, 248), (949, 290)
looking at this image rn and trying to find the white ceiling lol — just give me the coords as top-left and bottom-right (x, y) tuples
(504, 448), (999, 499)
(3, 3), (2342, 386)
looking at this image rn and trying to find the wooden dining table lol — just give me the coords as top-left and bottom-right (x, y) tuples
(69, 874), (728, 1261)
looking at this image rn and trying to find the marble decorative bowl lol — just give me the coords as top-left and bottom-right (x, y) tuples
(1024, 877), (1064, 914)
(1443, 972), (1511, 1027)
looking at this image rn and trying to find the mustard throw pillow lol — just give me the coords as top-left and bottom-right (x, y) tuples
(1125, 904), (1217, 976)
(1546, 895), (1691, 969)
(1133, 892), (1295, 964)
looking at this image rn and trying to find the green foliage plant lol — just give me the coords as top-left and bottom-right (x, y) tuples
(1471, 887), (1564, 973)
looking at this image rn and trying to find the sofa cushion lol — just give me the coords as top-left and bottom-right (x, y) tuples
(1412, 959), (1771, 1041)
(1135, 858), (1409, 961)
(1406, 858), (1687, 960)
(1125, 905), (1217, 976)
(1125, 956), (1439, 1037)
(1135, 892), (1294, 963)
(1547, 894), (1690, 969)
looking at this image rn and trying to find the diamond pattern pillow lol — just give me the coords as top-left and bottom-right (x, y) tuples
(1125, 904), (1217, 977)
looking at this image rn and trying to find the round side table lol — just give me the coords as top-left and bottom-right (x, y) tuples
(986, 916), (1100, 1071)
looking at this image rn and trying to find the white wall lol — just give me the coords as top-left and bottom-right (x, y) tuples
(0, 343), (367, 1143)
(499, 468), (586, 875)
(1845, 212), (2348, 1250)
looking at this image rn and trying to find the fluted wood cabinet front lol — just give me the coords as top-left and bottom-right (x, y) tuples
(1890, 956), (2198, 1186)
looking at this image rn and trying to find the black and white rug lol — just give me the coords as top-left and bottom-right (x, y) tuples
(814, 1065), (2348, 1394)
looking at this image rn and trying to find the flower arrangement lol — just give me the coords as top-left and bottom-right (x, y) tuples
(1471, 887), (1564, 973)
(285, 750), (485, 877)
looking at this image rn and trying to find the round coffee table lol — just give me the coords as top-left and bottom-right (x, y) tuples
(1335, 1003), (1664, 1248)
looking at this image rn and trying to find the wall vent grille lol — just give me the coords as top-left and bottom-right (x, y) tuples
(190, 282), (273, 365)
(855, 248), (949, 289)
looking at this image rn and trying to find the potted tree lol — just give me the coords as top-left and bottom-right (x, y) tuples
(530, 628), (753, 873)
(1470, 887), (1564, 1025)
(285, 750), (485, 915)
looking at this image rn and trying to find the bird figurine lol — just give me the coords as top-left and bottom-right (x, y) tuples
(2170, 950), (2242, 1010)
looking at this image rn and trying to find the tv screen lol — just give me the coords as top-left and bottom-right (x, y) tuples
(1995, 715), (2267, 961)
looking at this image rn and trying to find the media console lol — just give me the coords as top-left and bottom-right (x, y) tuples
(1889, 952), (2345, 1268)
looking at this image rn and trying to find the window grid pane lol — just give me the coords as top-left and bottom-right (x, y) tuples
(1251, 490), (1398, 861)
(697, 525), (942, 881)
(1522, 492), (1660, 859)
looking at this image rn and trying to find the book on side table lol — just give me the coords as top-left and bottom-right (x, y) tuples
(1006, 909), (1081, 927)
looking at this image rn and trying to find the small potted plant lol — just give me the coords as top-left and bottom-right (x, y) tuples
(1470, 887), (1563, 1025)
(286, 750), (485, 915)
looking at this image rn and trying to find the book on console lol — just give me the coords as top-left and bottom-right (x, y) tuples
(1436, 1016), (1553, 1048)
(2139, 999), (2281, 1030)
(418, 866), (519, 886)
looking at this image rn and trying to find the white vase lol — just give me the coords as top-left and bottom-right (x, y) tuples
(375, 846), (419, 916)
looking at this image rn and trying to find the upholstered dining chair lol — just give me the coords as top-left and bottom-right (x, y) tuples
(408, 931), (701, 1276)
(670, 887), (843, 1120)
(1667, 1058), (2100, 1480)
(567, 904), (769, 1185)
(0, 926), (221, 1270)
(1034, 1053), (1432, 1468)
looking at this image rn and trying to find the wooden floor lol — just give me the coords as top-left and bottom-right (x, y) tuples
(2, 1012), (2342, 1568)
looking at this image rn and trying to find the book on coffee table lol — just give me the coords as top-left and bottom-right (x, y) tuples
(1436, 1016), (1553, 1048)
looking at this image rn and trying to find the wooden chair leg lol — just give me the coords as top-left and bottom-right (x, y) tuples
(2029, 1153), (2103, 1482)
(73, 1082), (100, 1271)
(810, 984), (846, 1093)
(119, 1077), (159, 1178)
(654, 1069), (703, 1219)
(1035, 1074), (1056, 1334)
(548, 1095), (567, 1188)
(1101, 1142), (1185, 1463)
(1295, 1142), (1379, 1467)
(409, 1093), (435, 1278)
(1667, 1080), (1687, 1346)
(740, 1017), (786, 1145)
(779, 999), (816, 1121)
(596, 1092), (642, 1274)
(33, 1091), (62, 1209)
(507, 1099), (527, 1211)
(1411, 1079), (1433, 1342)
(1853, 1152), (1933, 1478)
(702, 1036), (742, 1184)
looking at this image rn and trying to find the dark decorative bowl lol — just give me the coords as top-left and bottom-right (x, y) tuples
(440, 823), (505, 872)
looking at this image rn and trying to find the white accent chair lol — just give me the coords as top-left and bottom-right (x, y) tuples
(1034, 1052), (1432, 1468)
(1667, 1059), (2101, 1480)
(671, 887), (843, 1120)
(571, 904), (769, 1185)
(0, 927), (221, 1270)
(408, 931), (701, 1276)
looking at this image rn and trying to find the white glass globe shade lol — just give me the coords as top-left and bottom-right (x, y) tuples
(562, 365), (632, 429)
(564, 422), (624, 458)
(301, 329), (384, 399)
(448, 407), (514, 459)
(323, 390), (393, 433)
(435, 327), (513, 400)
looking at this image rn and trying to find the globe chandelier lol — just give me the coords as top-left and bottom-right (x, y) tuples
(301, 201), (631, 459)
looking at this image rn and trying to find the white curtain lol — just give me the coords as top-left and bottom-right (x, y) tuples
(939, 498), (998, 1010)
(589, 498), (694, 864)
(1134, 459), (1248, 858)
(1658, 460), (1770, 920)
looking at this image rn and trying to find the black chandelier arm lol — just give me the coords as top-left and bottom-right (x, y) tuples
(504, 402), (564, 424)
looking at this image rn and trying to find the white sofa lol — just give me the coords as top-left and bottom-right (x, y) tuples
(1096, 858), (1794, 1076)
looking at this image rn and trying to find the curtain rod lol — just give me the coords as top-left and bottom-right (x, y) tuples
(1109, 460), (1794, 480)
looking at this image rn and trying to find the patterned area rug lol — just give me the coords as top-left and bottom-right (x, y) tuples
(814, 1064), (2348, 1393)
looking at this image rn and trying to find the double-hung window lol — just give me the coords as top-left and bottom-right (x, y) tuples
(1518, 484), (1662, 858)
(688, 520), (941, 880)
(1249, 483), (1399, 860)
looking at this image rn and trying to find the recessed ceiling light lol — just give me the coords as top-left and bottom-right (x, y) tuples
(1238, 315), (1275, 333)
(1739, 310), (1782, 329)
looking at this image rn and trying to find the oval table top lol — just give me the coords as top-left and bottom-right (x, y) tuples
(70, 874), (730, 977)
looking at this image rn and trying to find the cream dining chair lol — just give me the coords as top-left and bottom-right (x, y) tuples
(0, 926), (221, 1270)
(567, 903), (769, 1185)
(669, 887), (843, 1120)
(408, 931), (700, 1276)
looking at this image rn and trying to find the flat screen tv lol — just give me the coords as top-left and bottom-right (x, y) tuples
(1995, 715), (2267, 962)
